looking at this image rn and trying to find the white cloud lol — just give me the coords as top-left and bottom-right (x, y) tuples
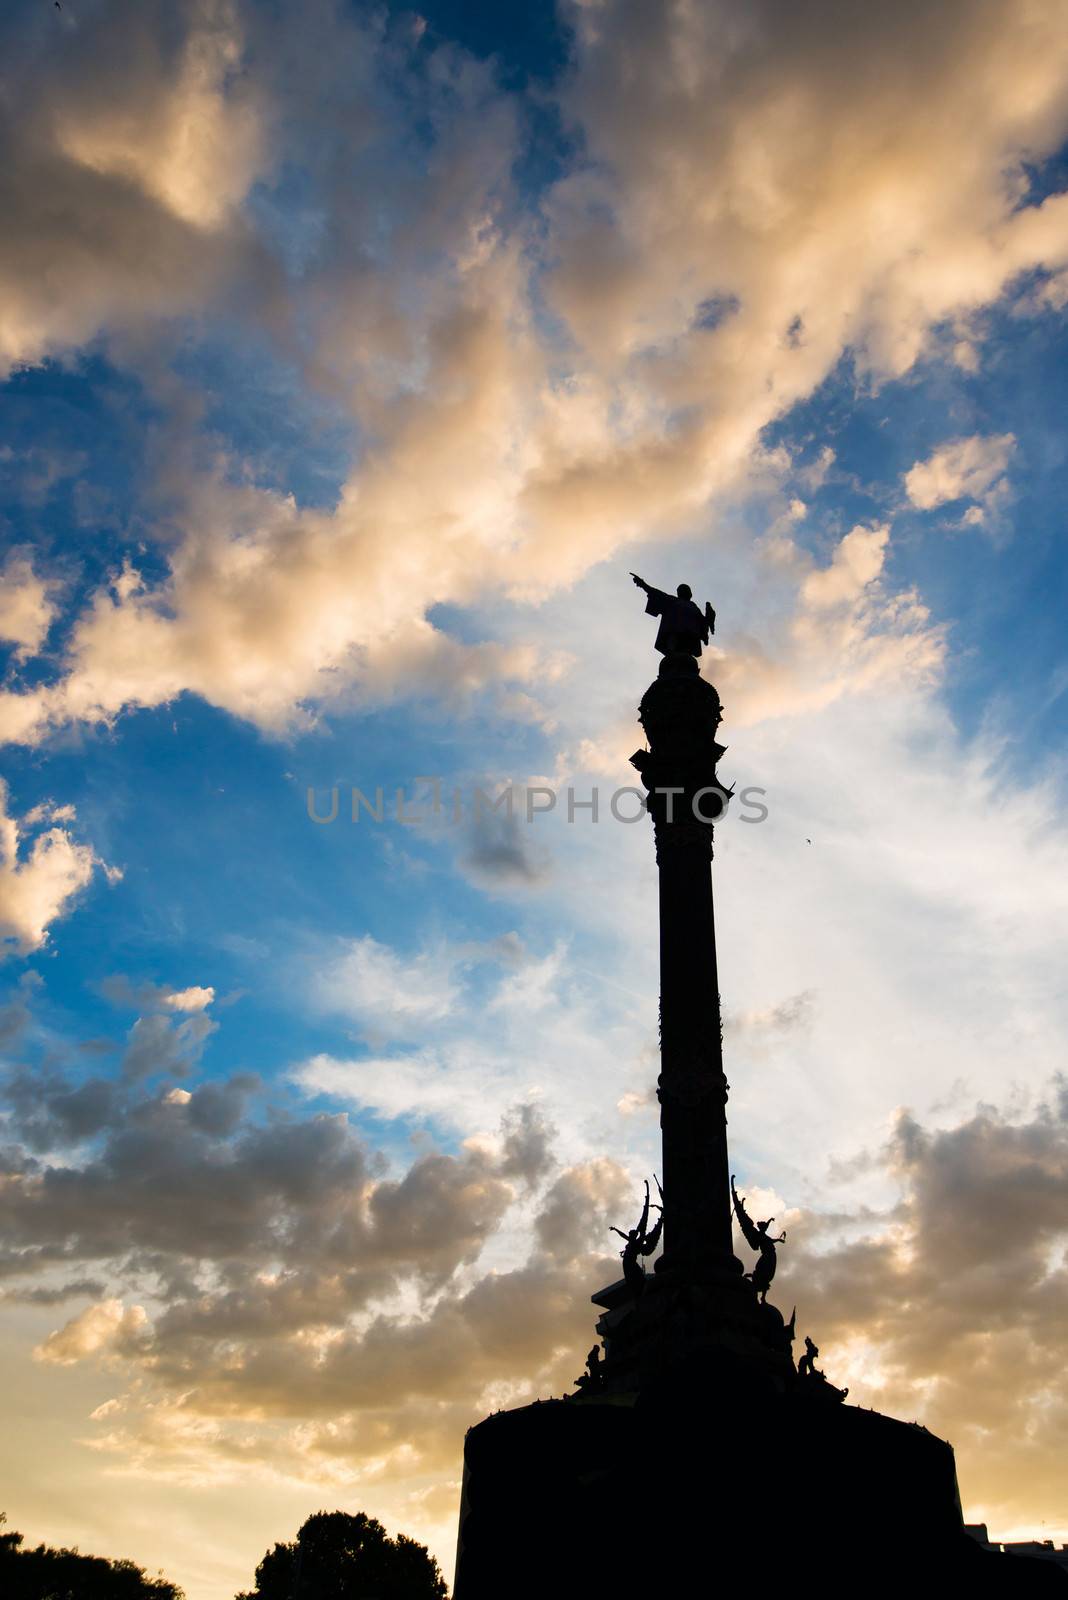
(0, 554), (57, 659)
(295, 929), (654, 1163)
(0, 782), (114, 956)
(800, 523), (889, 610)
(904, 433), (1016, 514)
(710, 522), (944, 727)
(314, 937), (464, 1041)
(297, 1046), (528, 1136)
(163, 986), (216, 1013)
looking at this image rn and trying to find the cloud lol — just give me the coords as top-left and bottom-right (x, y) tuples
(313, 937), (464, 1041)
(459, 807), (552, 889)
(294, 927), (650, 1156)
(800, 524), (890, 610)
(50, 5), (263, 232)
(163, 985), (216, 1013)
(0, 1042), (628, 1577)
(0, 3), (1065, 747)
(5, 878), (1068, 1563)
(0, 0), (269, 377)
(121, 1011), (217, 1081)
(185, 1074), (259, 1137)
(904, 433), (1016, 518)
(774, 1081), (1068, 1537)
(21, 1148), (623, 1426)
(0, 1045), (572, 1312)
(726, 989), (815, 1041)
(34, 1298), (150, 1366)
(0, 553), (57, 659)
(533, 1158), (632, 1263)
(493, 1102), (557, 1190)
(709, 521), (944, 726)
(0, 781), (115, 956)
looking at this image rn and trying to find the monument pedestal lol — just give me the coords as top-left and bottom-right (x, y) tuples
(455, 1386), (1059, 1596)
(589, 1266), (797, 1396)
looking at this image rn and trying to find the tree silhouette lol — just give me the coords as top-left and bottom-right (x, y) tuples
(237, 1511), (448, 1600)
(0, 1513), (183, 1600)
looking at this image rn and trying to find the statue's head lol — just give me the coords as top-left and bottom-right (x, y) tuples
(676, 583), (692, 600)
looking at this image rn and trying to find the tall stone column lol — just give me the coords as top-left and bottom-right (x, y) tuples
(631, 652), (740, 1280)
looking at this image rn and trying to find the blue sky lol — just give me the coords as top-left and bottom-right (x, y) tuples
(2, 1), (1068, 1595)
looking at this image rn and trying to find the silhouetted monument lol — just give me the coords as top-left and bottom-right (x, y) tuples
(453, 579), (1064, 1596)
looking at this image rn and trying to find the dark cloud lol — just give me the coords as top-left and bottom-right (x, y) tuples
(3, 1276), (106, 1305)
(121, 1010), (216, 1080)
(776, 1083), (1068, 1530)
(2, 1066), (118, 1152)
(460, 809), (552, 888)
(186, 1074), (260, 1137)
(496, 1102), (556, 1187)
(0, 998), (29, 1047)
(1, 1023), (627, 1486)
(135, 1172), (624, 1421)
(0, 1052), (575, 1345)
(533, 1157), (632, 1263)
(367, 1153), (512, 1280)
(45, 1077), (118, 1141)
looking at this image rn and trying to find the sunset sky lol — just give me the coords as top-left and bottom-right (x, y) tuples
(2, 0), (1068, 1593)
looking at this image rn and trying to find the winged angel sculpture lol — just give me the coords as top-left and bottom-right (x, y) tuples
(731, 1174), (785, 1303)
(611, 1180), (664, 1297)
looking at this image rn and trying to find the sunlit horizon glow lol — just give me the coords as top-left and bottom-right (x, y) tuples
(2, 0), (1068, 1593)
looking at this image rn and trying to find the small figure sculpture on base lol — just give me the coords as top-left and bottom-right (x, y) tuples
(798, 1336), (848, 1402)
(574, 1345), (605, 1394)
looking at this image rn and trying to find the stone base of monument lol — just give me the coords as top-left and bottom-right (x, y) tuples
(590, 1268), (798, 1396)
(454, 1379), (1063, 1596)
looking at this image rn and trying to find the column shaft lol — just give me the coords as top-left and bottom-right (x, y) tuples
(655, 825), (734, 1271)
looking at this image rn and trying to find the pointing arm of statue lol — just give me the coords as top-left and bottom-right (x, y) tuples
(630, 572), (649, 591)
(705, 601), (716, 637)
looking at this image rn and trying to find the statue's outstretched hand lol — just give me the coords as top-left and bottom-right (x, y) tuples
(630, 572), (647, 589)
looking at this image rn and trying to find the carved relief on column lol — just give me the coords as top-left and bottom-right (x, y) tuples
(652, 818), (714, 861)
(658, 1015), (728, 1108)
